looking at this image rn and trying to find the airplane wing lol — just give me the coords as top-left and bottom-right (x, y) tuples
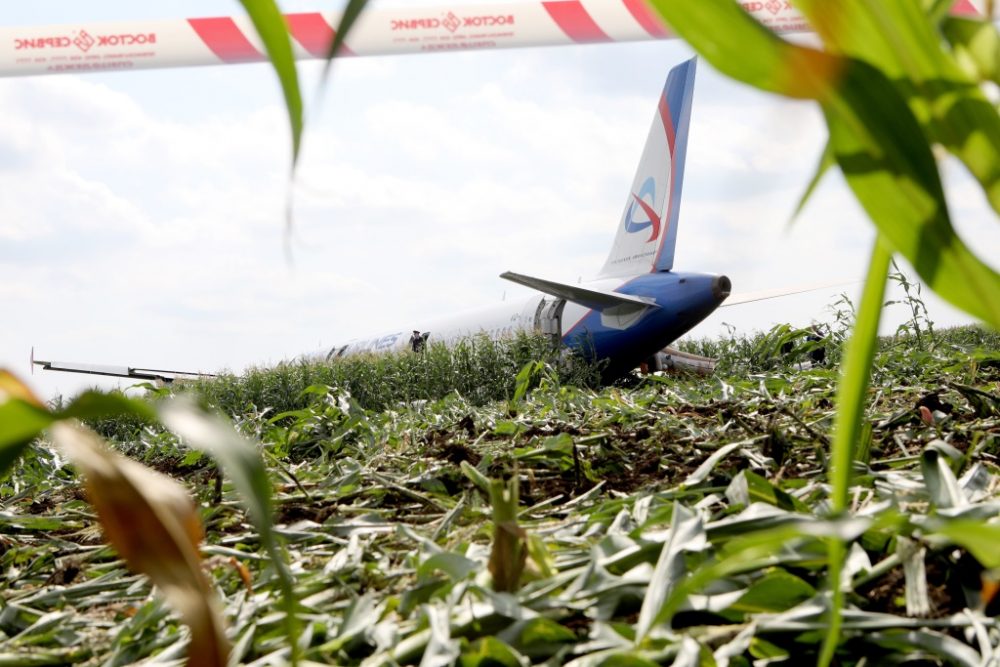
(499, 271), (658, 311)
(721, 280), (857, 308)
(32, 349), (215, 383)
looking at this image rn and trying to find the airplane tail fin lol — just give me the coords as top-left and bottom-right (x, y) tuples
(598, 57), (696, 278)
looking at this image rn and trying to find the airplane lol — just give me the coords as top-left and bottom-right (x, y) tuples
(321, 57), (729, 381)
(32, 57), (839, 386)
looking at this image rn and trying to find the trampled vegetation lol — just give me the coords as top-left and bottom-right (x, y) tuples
(2, 320), (999, 665)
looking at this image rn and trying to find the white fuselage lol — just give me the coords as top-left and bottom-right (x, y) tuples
(325, 277), (629, 359)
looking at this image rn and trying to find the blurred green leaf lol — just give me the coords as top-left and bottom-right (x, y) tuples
(509, 617), (576, 649)
(829, 240), (892, 511)
(418, 552), (478, 582)
(728, 570), (816, 613)
(0, 371), (51, 475)
(460, 460), (491, 493)
(648, 0), (841, 98)
(726, 470), (809, 512)
(651, 0), (1000, 328)
(322, 0), (369, 77)
(822, 239), (892, 666)
(0, 399), (51, 475)
(513, 361), (544, 403)
(790, 140), (834, 225)
(797, 0), (1000, 215)
(159, 398), (300, 664)
(459, 636), (523, 667)
(942, 17), (1000, 84)
(824, 59), (1000, 328)
(2, 383), (160, 477)
(0, 380), (156, 474)
(749, 636), (789, 661)
(238, 0), (303, 165)
(866, 628), (982, 665)
(50, 421), (229, 667)
(56, 390), (157, 423)
(932, 519), (1000, 568)
(921, 440), (966, 509)
(0, 511), (80, 531)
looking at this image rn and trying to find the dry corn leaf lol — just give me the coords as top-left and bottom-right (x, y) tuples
(50, 421), (229, 667)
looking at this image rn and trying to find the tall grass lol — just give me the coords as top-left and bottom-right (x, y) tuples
(187, 333), (601, 416)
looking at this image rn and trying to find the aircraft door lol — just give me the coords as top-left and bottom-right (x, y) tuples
(532, 297), (547, 333)
(534, 297), (566, 342)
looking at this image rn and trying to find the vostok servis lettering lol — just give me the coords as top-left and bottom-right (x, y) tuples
(390, 14), (515, 31)
(14, 32), (156, 51)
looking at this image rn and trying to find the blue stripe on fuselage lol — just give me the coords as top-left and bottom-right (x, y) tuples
(562, 271), (723, 379)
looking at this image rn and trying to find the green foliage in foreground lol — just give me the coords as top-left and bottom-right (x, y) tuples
(2, 325), (999, 665)
(644, 2), (1000, 660)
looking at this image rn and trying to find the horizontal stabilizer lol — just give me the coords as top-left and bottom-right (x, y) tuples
(500, 271), (658, 312)
(32, 354), (215, 383)
(721, 280), (857, 308)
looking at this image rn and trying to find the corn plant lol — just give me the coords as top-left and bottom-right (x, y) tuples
(644, 2), (1000, 662)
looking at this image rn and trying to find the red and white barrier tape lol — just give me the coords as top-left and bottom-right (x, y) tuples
(0, 0), (988, 77)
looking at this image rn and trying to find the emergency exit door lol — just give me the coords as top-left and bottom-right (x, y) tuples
(534, 297), (566, 341)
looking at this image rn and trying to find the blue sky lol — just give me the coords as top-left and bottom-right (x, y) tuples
(3, 1), (998, 399)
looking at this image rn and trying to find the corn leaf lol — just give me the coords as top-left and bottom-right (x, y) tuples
(55, 389), (158, 423)
(635, 502), (706, 642)
(921, 441), (967, 509)
(796, 0), (1000, 215)
(0, 372), (50, 474)
(649, 0), (1000, 328)
(238, 0), (303, 164)
(932, 519), (1000, 568)
(822, 238), (892, 665)
(789, 140), (834, 226)
(159, 398), (300, 664)
(942, 17), (1000, 85)
(323, 0), (369, 78)
(50, 421), (229, 667)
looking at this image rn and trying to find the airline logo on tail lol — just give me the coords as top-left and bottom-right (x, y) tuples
(623, 176), (661, 242)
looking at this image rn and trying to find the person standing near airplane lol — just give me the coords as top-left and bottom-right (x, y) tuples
(410, 330), (428, 353)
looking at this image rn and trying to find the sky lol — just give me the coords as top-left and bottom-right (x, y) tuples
(2, 1), (998, 400)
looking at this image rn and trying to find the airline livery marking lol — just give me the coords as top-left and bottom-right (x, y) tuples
(623, 177), (661, 242)
(651, 84), (682, 272)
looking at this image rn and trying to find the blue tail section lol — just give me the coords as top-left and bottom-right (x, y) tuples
(599, 57), (697, 277)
